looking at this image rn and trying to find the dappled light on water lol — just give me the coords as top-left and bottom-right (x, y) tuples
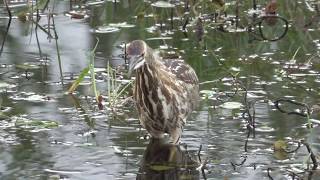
(0, 0), (320, 179)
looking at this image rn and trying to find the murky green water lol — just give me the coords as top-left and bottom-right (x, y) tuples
(1, 0), (320, 179)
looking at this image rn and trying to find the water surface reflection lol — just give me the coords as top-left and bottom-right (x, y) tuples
(137, 138), (199, 180)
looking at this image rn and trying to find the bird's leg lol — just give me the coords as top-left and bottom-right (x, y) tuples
(149, 132), (165, 139)
(169, 128), (182, 144)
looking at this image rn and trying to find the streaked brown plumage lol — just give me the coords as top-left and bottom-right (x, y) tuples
(126, 40), (199, 143)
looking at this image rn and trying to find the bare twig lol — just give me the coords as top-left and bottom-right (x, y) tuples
(41, 0), (50, 13)
(30, 19), (54, 39)
(200, 158), (209, 180)
(198, 144), (202, 162)
(267, 168), (274, 180)
(0, 15), (11, 56)
(0, 0), (12, 56)
(253, 0), (257, 10)
(3, 0), (12, 18)
(244, 124), (252, 152)
(286, 170), (302, 179)
(285, 141), (301, 153)
(51, 12), (63, 84)
(124, 42), (128, 64)
(301, 141), (318, 170)
(35, 0), (43, 58)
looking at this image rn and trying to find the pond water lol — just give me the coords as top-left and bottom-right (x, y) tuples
(1, 0), (320, 179)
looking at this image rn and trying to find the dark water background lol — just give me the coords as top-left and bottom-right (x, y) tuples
(1, 0), (320, 179)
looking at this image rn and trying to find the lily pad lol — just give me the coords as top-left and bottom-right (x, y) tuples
(108, 22), (135, 28)
(94, 26), (120, 33)
(151, 1), (175, 8)
(220, 102), (242, 109)
(86, 0), (105, 6)
(200, 90), (216, 95)
(255, 126), (275, 132)
(16, 63), (41, 70)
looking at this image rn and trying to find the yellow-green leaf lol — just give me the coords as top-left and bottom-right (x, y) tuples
(68, 67), (90, 93)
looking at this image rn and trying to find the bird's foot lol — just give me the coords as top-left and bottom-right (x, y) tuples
(179, 141), (188, 149)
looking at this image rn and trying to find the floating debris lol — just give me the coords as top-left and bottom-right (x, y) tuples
(12, 116), (59, 130)
(65, 10), (89, 19)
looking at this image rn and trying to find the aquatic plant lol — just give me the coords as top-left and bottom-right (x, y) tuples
(68, 39), (132, 111)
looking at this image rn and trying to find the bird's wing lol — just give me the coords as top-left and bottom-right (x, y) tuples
(162, 59), (198, 85)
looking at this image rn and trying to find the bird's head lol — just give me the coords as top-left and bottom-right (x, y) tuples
(126, 40), (148, 76)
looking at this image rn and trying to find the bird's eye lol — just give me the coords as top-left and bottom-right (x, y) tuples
(140, 53), (145, 57)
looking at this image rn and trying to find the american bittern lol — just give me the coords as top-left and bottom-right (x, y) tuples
(127, 40), (199, 143)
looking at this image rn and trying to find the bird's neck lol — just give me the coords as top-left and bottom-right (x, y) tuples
(145, 47), (162, 66)
(136, 52), (163, 83)
(135, 47), (168, 86)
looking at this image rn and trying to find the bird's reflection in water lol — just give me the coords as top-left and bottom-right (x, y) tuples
(137, 138), (200, 180)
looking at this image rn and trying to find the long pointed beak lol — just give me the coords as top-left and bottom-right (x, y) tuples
(128, 56), (145, 77)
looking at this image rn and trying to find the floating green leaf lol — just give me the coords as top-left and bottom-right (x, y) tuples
(14, 117), (59, 129)
(274, 150), (288, 160)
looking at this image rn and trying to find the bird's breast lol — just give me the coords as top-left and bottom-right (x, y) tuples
(134, 64), (193, 128)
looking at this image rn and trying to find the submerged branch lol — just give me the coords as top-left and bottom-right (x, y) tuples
(274, 98), (311, 117)
(231, 155), (247, 170)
